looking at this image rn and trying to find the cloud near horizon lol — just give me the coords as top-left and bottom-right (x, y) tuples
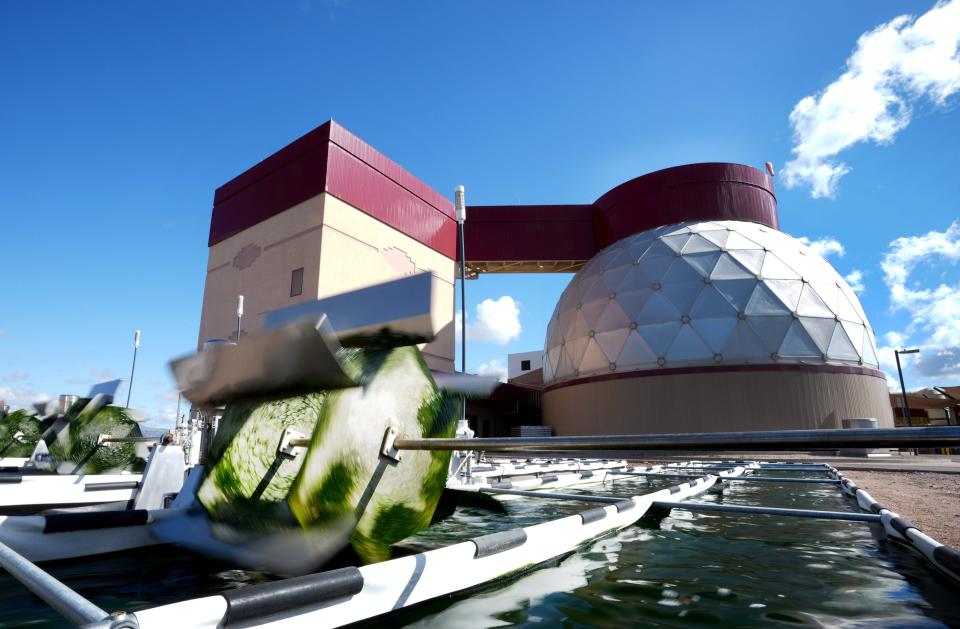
(456, 296), (522, 345)
(879, 220), (960, 384)
(782, 0), (960, 198)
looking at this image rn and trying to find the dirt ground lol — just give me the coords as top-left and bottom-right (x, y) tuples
(842, 470), (960, 548)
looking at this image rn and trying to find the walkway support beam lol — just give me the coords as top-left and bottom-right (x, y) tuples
(394, 426), (960, 452)
(651, 501), (881, 523)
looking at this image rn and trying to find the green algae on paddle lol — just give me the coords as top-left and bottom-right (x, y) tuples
(0, 410), (42, 458)
(197, 392), (326, 528)
(198, 345), (461, 566)
(48, 406), (146, 474)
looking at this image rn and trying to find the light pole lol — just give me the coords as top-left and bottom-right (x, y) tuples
(455, 186), (467, 379)
(126, 330), (140, 408)
(895, 348), (919, 427)
(455, 185), (470, 475)
(236, 295), (244, 344)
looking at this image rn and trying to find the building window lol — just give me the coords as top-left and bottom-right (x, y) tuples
(521, 359), (531, 371)
(290, 267), (304, 297)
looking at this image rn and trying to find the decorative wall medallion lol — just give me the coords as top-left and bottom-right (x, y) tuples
(381, 247), (416, 275)
(233, 243), (261, 270)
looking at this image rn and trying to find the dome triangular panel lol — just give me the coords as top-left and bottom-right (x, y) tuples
(638, 255), (676, 282)
(663, 258), (706, 284)
(746, 283), (790, 315)
(683, 252), (722, 277)
(840, 320), (865, 357)
(760, 253), (801, 280)
(636, 292), (682, 324)
(714, 278), (758, 311)
(635, 321), (682, 356)
(667, 325), (712, 361)
(682, 234), (721, 254)
(699, 230), (731, 249)
(728, 248), (765, 275)
(661, 281), (705, 315)
(827, 324), (860, 361)
(595, 300), (630, 332)
(810, 281), (840, 312)
(690, 317), (738, 353)
(595, 328), (630, 363)
(799, 316), (837, 354)
(838, 290), (862, 323)
(725, 231), (763, 250)
(862, 332), (879, 367)
(691, 285), (739, 319)
(617, 331), (658, 366)
(723, 322), (768, 360)
(766, 279), (803, 311)
(602, 265), (632, 292)
(746, 315), (794, 353)
(661, 233), (692, 253)
(796, 284), (834, 318)
(567, 336), (590, 368)
(779, 321), (821, 358)
(557, 347), (575, 379)
(579, 339), (610, 374)
(711, 254), (755, 280)
(616, 288), (653, 318)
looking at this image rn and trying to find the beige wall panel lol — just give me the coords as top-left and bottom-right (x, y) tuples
(316, 195), (455, 372)
(198, 193), (456, 370)
(198, 196), (325, 348)
(543, 371), (894, 436)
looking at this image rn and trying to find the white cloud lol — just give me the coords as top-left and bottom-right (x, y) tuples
(782, 0), (960, 198)
(0, 386), (51, 410)
(475, 359), (508, 382)
(878, 220), (960, 385)
(799, 236), (846, 258)
(844, 269), (866, 293)
(456, 296), (522, 345)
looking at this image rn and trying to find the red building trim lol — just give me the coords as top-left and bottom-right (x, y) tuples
(464, 163), (779, 266)
(207, 123), (779, 270)
(543, 363), (887, 394)
(208, 121), (457, 258)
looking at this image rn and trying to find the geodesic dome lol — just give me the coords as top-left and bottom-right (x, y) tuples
(543, 220), (879, 385)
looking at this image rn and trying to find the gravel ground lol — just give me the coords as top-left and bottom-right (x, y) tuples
(842, 470), (960, 548)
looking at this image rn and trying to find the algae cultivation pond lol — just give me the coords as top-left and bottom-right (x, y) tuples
(1, 472), (958, 627)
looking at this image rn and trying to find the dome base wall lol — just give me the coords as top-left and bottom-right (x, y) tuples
(542, 369), (893, 436)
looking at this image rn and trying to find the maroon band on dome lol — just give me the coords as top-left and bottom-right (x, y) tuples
(464, 162), (779, 267)
(592, 163), (778, 250)
(544, 363), (886, 394)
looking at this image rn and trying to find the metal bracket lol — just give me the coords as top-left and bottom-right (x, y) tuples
(381, 426), (402, 462)
(277, 427), (307, 459)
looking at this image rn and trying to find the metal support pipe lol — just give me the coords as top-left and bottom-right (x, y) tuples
(610, 471), (841, 484)
(0, 539), (110, 626)
(478, 487), (623, 503)
(99, 436), (159, 444)
(651, 501), (881, 523)
(393, 426), (960, 452)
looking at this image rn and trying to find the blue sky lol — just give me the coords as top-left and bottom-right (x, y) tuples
(1, 1), (958, 426)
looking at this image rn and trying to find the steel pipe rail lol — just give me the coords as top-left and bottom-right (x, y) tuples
(651, 501), (882, 522)
(394, 426), (960, 452)
(0, 539), (112, 626)
(478, 487), (623, 503)
(610, 471), (841, 484)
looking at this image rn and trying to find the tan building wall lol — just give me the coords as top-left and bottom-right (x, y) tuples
(198, 192), (455, 371)
(543, 370), (894, 436)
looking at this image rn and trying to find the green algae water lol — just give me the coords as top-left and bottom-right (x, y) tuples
(1, 471), (958, 627)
